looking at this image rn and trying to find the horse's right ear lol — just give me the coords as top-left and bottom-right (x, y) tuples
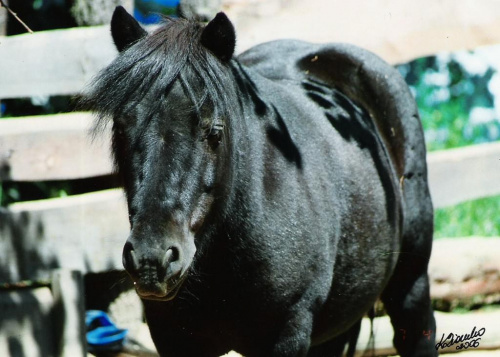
(200, 12), (236, 61)
(111, 6), (147, 52)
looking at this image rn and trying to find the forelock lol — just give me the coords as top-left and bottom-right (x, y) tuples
(79, 17), (235, 135)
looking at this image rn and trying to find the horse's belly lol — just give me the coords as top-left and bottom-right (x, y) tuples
(311, 218), (400, 344)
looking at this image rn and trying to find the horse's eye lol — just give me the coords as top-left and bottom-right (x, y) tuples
(202, 118), (225, 148)
(206, 129), (222, 148)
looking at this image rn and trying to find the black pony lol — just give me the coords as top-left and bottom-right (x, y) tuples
(82, 7), (437, 357)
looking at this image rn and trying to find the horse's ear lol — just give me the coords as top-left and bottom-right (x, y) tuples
(111, 6), (147, 52)
(200, 12), (236, 61)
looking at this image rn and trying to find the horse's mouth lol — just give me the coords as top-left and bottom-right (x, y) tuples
(135, 273), (188, 301)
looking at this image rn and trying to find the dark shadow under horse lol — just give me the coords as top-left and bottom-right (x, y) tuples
(81, 7), (437, 356)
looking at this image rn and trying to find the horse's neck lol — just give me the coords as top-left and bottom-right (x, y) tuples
(221, 65), (273, 215)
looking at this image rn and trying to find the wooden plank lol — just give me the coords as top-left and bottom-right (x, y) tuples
(0, 287), (56, 357)
(427, 142), (500, 208)
(429, 237), (500, 300)
(51, 270), (86, 357)
(0, 272), (86, 357)
(0, 2), (6, 37)
(227, 0), (500, 64)
(0, 112), (113, 181)
(0, 189), (128, 283)
(0, 26), (116, 99)
(1, 0), (500, 101)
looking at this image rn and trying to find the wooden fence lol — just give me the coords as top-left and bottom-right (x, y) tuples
(1, 13), (500, 357)
(0, 25), (125, 357)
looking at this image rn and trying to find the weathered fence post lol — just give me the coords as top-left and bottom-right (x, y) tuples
(0, 0), (6, 36)
(51, 270), (86, 357)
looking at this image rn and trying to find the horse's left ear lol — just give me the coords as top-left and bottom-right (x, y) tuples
(111, 6), (148, 52)
(200, 12), (236, 62)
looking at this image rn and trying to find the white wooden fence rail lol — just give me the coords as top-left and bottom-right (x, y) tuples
(0, 27), (116, 99)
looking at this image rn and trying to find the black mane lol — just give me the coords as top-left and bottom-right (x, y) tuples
(80, 17), (235, 134)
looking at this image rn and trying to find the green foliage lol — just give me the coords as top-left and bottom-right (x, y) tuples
(434, 195), (500, 238)
(397, 53), (500, 151)
(398, 52), (500, 238)
(33, 0), (43, 10)
(1, 181), (70, 207)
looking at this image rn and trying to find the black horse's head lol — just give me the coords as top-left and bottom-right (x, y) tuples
(82, 7), (237, 300)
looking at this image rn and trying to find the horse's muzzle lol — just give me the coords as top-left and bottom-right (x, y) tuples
(122, 241), (190, 300)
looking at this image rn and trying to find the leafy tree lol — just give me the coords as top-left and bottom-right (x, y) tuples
(397, 53), (500, 151)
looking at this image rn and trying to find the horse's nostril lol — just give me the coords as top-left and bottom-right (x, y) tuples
(162, 247), (179, 268)
(123, 241), (139, 273)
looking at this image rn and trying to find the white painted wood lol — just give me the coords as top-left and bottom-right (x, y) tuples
(0, 189), (128, 283)
(0, 288), (55, 357)
(51, 270), (86, 357)
(427, 142), (500, 208)
(2, 0), (500, 101)
(0, 112), (113, 181)
(0, 26), (116, 99)
(226, 0), (500, 64)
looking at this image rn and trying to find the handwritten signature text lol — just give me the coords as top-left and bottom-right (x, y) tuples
(435, 326), (486, 351)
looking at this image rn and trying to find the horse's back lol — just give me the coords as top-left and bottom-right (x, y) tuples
(238, 39), (433, 238)
(238, 40), (427, 182)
